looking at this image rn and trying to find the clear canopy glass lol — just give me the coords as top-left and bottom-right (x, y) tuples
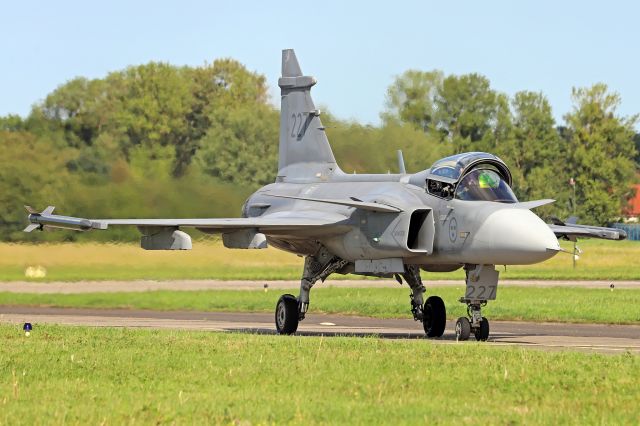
(454, 169), (517, 203)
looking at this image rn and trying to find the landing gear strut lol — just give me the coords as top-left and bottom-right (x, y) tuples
(275, 247), (348, 335)
(456, 264), (498, 341)
(401, 265), (446, 338)
(402, 265), (426, 321)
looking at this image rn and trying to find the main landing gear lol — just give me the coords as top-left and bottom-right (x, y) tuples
(274, 256), (448, 338)
(275, 247), (348, 335)
(400, 265), (446, 338)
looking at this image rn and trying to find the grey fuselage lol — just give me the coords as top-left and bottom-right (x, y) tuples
(243, 171), (560, 271)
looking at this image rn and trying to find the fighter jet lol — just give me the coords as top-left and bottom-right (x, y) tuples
(24, 49), (626, 341)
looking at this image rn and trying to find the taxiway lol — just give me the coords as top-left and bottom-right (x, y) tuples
(1, 306), (638, 355)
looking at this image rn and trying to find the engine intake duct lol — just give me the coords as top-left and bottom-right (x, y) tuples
(407, 209), (435, 253)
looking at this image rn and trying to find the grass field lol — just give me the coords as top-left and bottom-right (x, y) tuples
(2, 286), (639, 324)
(0, 324), (637, 424)
(0, 239), (639, 281)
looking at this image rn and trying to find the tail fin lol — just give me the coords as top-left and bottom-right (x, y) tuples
(23, 205), (55, 232)
(277, 49), (341, 182)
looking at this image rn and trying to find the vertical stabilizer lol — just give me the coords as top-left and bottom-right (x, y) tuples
(277, 49), (340, 182)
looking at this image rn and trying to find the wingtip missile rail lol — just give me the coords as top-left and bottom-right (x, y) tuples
(23, 205), (102, 232)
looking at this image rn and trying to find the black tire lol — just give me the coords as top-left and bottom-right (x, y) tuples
(275, 294), (299, 335)
(455, 317), (471, 341)
(423, 295), (446, 338)
(474, 317), (490, 341)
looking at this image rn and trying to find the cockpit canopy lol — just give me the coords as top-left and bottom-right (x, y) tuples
(421, 152), (517, 203)
(454, 168), (517, 203)
(429, 152), (512, 184)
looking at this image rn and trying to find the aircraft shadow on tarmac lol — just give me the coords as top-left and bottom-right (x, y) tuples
(226, 327), (516, 341)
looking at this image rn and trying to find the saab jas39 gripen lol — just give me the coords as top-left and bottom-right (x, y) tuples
(25, 49), (626, 341)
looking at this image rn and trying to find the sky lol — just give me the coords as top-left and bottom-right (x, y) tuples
(1, 1), (639, 127)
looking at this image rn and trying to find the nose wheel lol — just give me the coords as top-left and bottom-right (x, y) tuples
(457, 300), (490, 341)
(455, 317), (471, 341)
(474, 316), (490, 341)
(456, 315), (489, 341)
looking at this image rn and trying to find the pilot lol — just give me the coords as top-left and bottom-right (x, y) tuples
(455, 168), (515, 202)
(478, 170), (499, 189)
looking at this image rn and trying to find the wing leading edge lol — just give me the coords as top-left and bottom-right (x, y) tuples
(548, 223), (626, 241)
(24, 206), (350, 236)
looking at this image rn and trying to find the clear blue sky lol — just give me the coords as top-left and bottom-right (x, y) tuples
(2, 1), (638, 126)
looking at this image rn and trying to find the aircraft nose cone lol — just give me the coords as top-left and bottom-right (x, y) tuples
(472, 208), (560, 265)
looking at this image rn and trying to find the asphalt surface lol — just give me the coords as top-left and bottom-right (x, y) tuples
(1, 306), (638, 355)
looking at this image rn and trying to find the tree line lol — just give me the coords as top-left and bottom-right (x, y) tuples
(0, 58), (637, 241)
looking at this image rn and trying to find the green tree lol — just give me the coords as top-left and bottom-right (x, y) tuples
(562, 84), (638, 224)
(188, 59), (275, 185)
(0, 114), (25, 131)
(195, 104), (279, 188)
(32, 59), (273, 180)
(327, 112), (448, 174)
(506, 91), (562, 200)
(435, 73), (511, 154)
(384, 71), (512, 155)
(0, 131), (74, 240)
(383, 70), (443, 132)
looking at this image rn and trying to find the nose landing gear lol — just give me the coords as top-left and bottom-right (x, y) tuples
(457, 264), (499, 341)
(456, 302), (490, 341)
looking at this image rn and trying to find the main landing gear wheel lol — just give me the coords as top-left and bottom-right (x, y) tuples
(455, 317), (471, 341)
(275, 294), (299, 335)
(423, 296), (446, 338)
(474, 317), (490, 341)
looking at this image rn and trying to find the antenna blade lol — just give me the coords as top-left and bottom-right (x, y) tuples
(397, 150), (406, 174)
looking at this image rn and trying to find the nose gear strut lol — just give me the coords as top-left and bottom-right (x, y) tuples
(456, 264), (497, 341)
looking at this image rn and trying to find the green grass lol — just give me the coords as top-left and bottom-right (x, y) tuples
(0, 241), (303, 281)
(2, 286), (640, 324)
(0, 239), (639, 281)
(0, 324), (638, 424)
